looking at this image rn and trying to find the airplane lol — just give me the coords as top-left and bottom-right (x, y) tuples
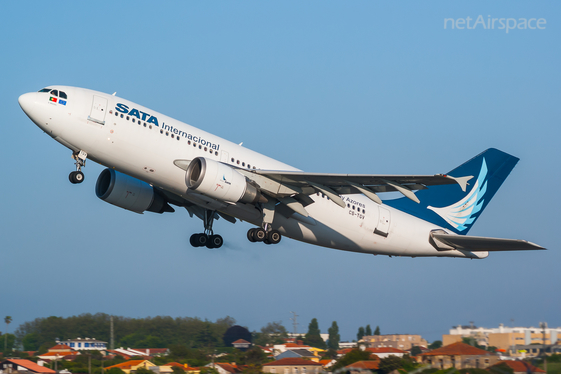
(18, 86), (545, 258)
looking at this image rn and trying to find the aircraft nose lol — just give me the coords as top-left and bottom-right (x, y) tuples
(18, 92), (35, 115)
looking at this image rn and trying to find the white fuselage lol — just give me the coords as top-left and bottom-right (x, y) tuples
(19, 86), (487, 258)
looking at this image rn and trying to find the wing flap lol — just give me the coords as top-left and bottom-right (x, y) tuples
(430, 231), (545, 252)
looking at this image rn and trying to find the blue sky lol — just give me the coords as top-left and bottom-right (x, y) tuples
(1, 1), (559, 344)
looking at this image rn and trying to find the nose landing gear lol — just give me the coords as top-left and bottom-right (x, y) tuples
(69, 150), (87, 184)
(190, 209), (224, 249)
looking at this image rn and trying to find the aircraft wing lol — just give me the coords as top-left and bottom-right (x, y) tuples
(248, 169), (472, 205)
(430, 232), (546, 252)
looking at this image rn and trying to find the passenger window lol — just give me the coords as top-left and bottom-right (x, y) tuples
(50, 90), (59, 97)
(59, 91), (67, 99)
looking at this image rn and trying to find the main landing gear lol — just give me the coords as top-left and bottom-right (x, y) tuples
(247, 224), (282, 245)
(190, 209), (224, 249)
(69, 150), (87, 184)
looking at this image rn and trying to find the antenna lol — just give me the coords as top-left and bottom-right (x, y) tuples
(110, 315), (114, 350)
(290, 311), (299, 335)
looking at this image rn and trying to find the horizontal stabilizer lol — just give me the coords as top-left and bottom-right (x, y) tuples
(430, 231), (545, 252)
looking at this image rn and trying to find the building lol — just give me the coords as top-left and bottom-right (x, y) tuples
(344, 360), (380, 374)
(105, 360), (157, 374)
(57, 338), (107, 350)
(337, 347), (406, 359)
(37, 344), (78, 361)
(232, 339), (252, 351)
(0, 359), (56, 374)
(276, 349), (319, 362)
(489, 361), (545, 374)
(362, 334), (427, 351)
(262, 358), (323, 374)
(418, 342), (500, 370)
(443, 323), (561, 356)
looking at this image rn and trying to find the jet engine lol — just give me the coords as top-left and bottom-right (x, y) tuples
(95, 169), (174, 214)
(185, 157), (264, 204)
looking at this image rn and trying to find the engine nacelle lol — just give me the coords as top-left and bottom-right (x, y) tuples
(185, 157), (263, 204)
(95, 169), (174, 214)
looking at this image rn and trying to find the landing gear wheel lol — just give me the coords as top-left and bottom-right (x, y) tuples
(69, 171), (85, 184)
(247, 228), (257, 243)
(190, 234), (199, 247)
(190, 233), (208, 247)
(196, 233), (208, 247)
(267, 230), (282, 244)
(207, 235), (223, 249)
(253, 228), (267, 242)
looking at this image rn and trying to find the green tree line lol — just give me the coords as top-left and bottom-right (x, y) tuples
(14, 313), (237, 351)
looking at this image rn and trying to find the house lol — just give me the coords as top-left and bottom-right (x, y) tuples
(207, 363), (241, 374)
(262, 357), (323, 374)
(0, 359), (56, 374)
(232, 339), (252, 351)
(418, 342), (500, 369)
(37, 344), (78, 361)
(160, 362), (200, 374)
(57, 338), (107, 351)
(363, 334), (428, 351)
(337, 347), (405, 359)
(105, 360), (158, 374)
(345, 360), (380, 374)
(489, 360), (545, 374)
(276, 349), (319, 362)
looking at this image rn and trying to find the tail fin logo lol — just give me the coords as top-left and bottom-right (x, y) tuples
(427, 159), (488, 232)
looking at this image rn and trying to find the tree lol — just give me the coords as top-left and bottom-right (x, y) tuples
(357, 326), (365, 341)
(378, 356), (403, 374)
(365, 325), (372, 336)
(410, 346), (422, 356)
(303, 318), (326, 349)
(4, 316), (12, 354)
(330, 349), (373, 371)
(1, 334), (15, 355)
(428, 340), (442, 350)
(327, 321), (340, 350)
(253, 321), (288, 346)
(374, 326), (380, 335)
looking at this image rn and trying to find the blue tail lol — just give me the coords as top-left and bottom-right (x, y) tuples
(385, 148), (519, 234)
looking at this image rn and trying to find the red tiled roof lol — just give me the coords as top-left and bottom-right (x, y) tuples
(491, 361), (545, 373)
(367, 347), (406, 353)
(420, 342), (491, 356)
(215, 363), (240, 373)
(106, 360), (152, 370)
(346, 361), (380, 370)
(49, 344), (73, 351)
(232, 339), (251, 344)
(263, 358), (323, 366)
(4, 359), (56, 374)
(38, 352), (75, 357)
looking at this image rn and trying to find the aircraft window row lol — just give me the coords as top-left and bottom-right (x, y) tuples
(39, 88), (68, 99)
(230, 157), (255, 169)
(110, 110), (219, 156)
(346, 203), (366, 214)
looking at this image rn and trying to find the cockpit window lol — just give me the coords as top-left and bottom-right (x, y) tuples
(38, 88), (51, 93)
(50, 90), (59, 97)
(59, 91), (67, 99)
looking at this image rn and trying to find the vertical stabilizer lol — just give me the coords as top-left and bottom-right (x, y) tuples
(385, 148), (519, 234)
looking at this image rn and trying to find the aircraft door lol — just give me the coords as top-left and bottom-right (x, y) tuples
(88, 95), (107, 125)
(221, 151), (229, 163)
(374, 206), (391, 237)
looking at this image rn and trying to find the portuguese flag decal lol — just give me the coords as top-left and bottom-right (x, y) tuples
(50, 96), (57, 103)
